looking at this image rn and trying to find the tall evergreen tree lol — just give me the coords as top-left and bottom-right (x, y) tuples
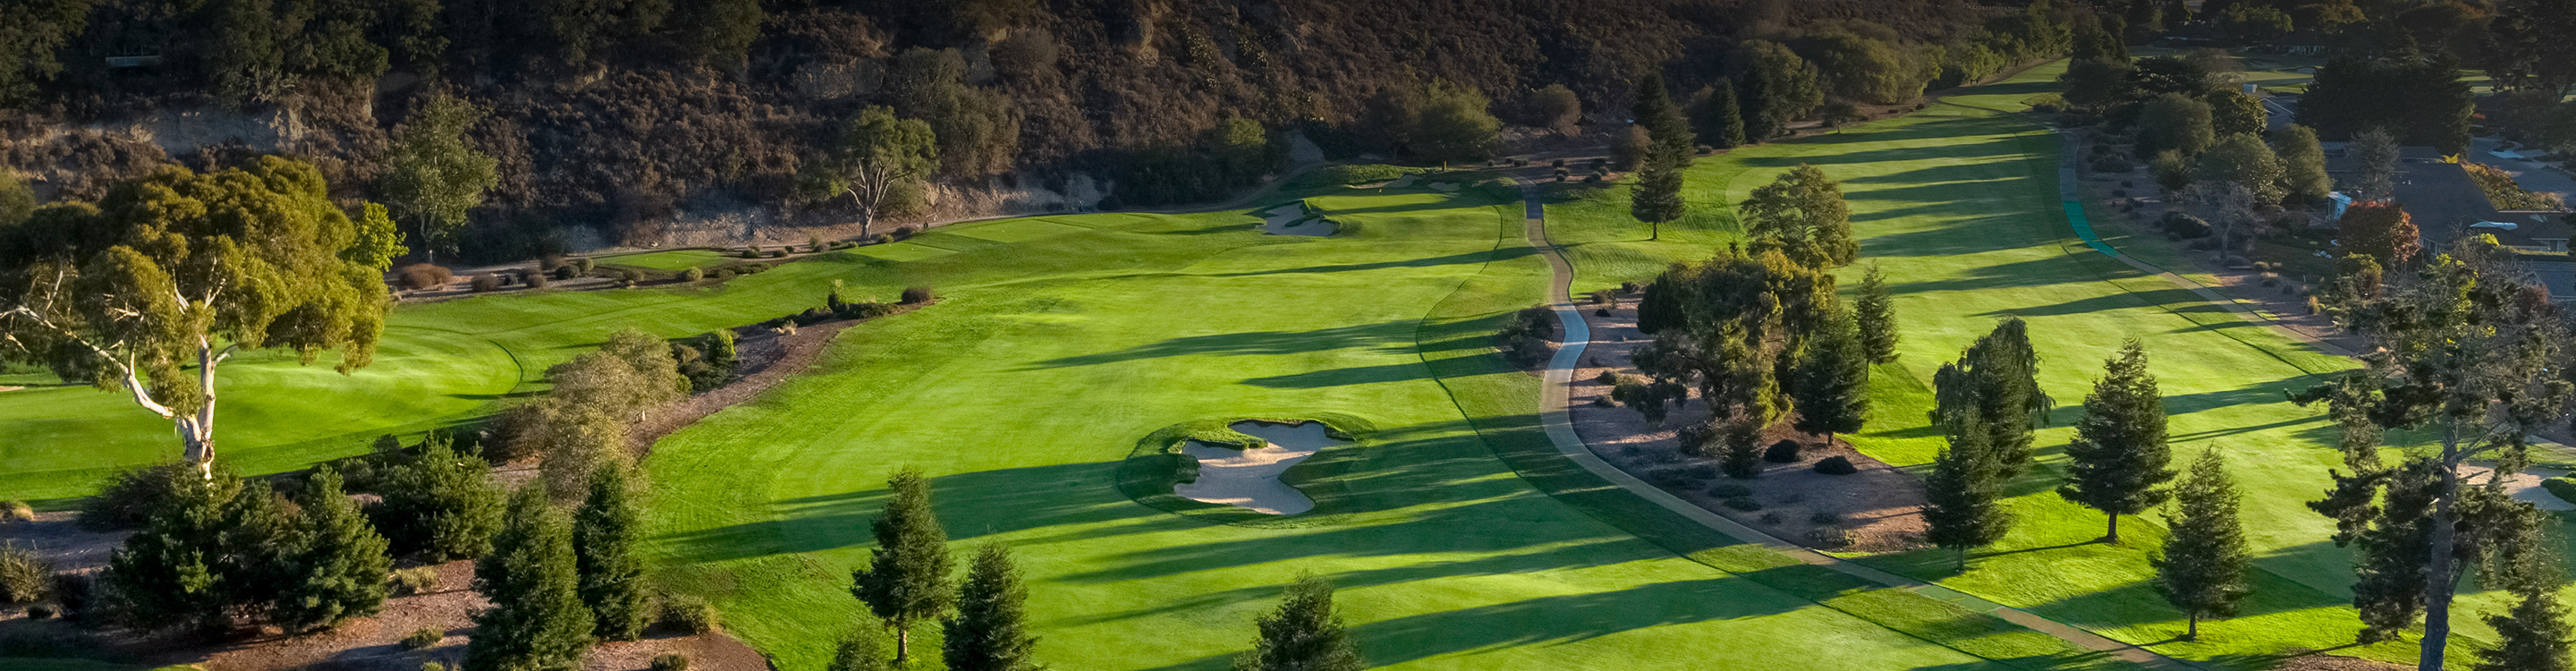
(1932, 318), (2051, 479)
(2151, 450), (2252, 641)
(1923, 415), (2012, 571)
(1630, 158), (1687, 241)
(2475, 516), (2573, 671)
(852, 467), (953, 666)
(464, 488), (595, 671)
(1631, 72), (1695, 166)
(1790, 308), (1870, 445)
(2056, 341), (2176, 543)
(945, 544), (1040, 671)
(1699, 83), (1746, 149)
(573, 463), (649, 641)
(276, 466), (393, 633)
(1855, 264), (1900, 363)
(1236, 574), (1365, 671)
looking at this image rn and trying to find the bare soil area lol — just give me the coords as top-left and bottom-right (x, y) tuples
(1566, 296), (1928, 553)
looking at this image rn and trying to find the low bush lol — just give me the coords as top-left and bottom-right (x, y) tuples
(425, 663), (448, 671)
(399, 263), (455, 291)
(658, 594), (720, 633)
(1591, 371), (1619, 386)
(47, 573), (89, 621)
(1762, 440), (1802, 463)
(402, 628), (443, 650)
(1805, 527), (1855, 548)
(767, 250), (787, 259)
(1594, 308), (1610, 317)
(572, 258), (596, 275)
(2160, 211), (2211, 239)
(1589, 395), (1614, 407)
(1721, 497), (1761, 512)
(2, 500), (30, 522)
(469, 275), (502, 293)
(1813, 456), (1859, 475)
(900, 286), (935, 304)
(651, 654), (691, 671)
(1708, 482), (1751, 498)
(524, 272), (550, 289)
(0, 545), (50, 603)
(680, 268), (705, 283)
(393, 566), (440, 595)
(892, 225), (917, 240)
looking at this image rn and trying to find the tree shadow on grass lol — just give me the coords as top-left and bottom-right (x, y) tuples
(1019, 319), (1430, 369)
(1189, 247), (1537, 278)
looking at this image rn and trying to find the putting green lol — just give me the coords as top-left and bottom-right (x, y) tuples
(1544, 61), (2544, 667)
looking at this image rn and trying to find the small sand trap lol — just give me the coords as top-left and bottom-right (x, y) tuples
(2459, 464), (2575, 511)
(1174, 420), (1346, 515)
(0, 386), (21, 393)
(1258, 203), (1334, 236)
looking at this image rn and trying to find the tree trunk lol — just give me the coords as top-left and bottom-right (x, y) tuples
(1956, 547), (1967, 571)
(846, 186), (875, 240)
(2106, 513), (2120, 544)
(1651, 220), (1660, 241)
(2185, 612), (2199, 641)
(2420, 430), (2465, 671)
(180, 341), (220, 480)
(894, 625), (910, 665)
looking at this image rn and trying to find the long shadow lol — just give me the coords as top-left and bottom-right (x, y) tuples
(1021, 319), (1428, 369)
(1971, 287), (2224, 318)
(1192, 247), (1538, 278)
(1888, 257), (2094, 294)
(651, 460), (1186, 564)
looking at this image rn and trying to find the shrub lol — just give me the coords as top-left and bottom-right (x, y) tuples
(893, 225), (917, 240)
(711, 268), (736, 280)
(1813, 456), (1859, 475)
(900, 286), (934, 304)
(651, 654), (691, 671)
(425, 664), (447, 671)
(27, 605), (53, 619)
(767, 250), (787, 259)
(399, 263), (455, 291)
(402, 628), (443, 650)
(2160, 211), (2212, 239)
(572, 258), (596, 275)
(393, 566), (440, 595)
(80, 463), (193, 530)
(1591, 371), (1618, 386)
(1590, 395), (1614, 407)
(1804, 527), (1855, 548)
(1762, 440), (1802, 463)
(0, 545), (50, 604)
(1708, 482), (1751, 498)
(2, 500), (30, 522)
(524, 272), (550, 289)
(658, 594), (719, 633)
(680, 267), (705, 283)
(1722, 497), (1761, 512)
(47, 573), (90, 621)
(470, 275), (502, 293)
(2307, 295), (2323, 315)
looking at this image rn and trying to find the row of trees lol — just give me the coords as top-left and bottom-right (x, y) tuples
(842, 467), (1364, 671)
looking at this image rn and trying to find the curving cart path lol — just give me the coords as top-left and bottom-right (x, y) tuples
(1514, 182), (2195, 671)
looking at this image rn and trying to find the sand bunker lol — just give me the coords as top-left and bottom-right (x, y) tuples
(0, 386), (20, 393)
(2459, 464), (2575, 512)
(1258, 203), (1334, 236)
(1174, 420), (1347, 515)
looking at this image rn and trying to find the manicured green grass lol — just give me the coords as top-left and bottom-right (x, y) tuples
(602, 248), (737, 271)
(636, 188), (2087, 670)
(1544, 62), (2531, 668)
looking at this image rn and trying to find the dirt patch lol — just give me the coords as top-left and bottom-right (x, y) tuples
(1566, 296), (1928, 553)
(2268, 653), (2408, 671)
(1174, 421), (1345, 515)
(0, 511), (130, 573)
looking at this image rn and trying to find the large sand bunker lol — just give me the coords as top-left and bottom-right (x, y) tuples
(1258, 203), (1334, 236)
(1174, 420), (1347, 514)
(2459, 464), (2575, 512)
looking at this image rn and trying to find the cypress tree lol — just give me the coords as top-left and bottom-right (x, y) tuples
(2056, 341), (2176, 543)
(574, 463), (649, 641)
(1631, 72), (1695, 166)
(1789, 308), (1869, 445)
(851, 467), (953, 666)
(2476, 519), (2572, 671)
(1717, 412), (1765, 480)
(1854, 264), (1899, 363)
(2151, 450), (2252, 641)
(464, 488), (595, 671)
(1699, 83), (1746, 149)
(1236, 574), (1365, 671)
(944, 544), (1040, 671)
(276, 466), (393, 633)
(1931, 318), (2050, 479)
(369, 437), (505, 561)
(1922, 415), (2012, 571)
(1630, 158), (1686, 241)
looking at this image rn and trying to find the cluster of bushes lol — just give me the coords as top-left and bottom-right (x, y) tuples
(399, 263), (456, 291)
(673, 331), (741, 393)
(492, 329), (689, 495)
(1496, 306), (1556, 368)
(1298, 165), (1417, 189)
(60, 463), (394, 634)
(2463, 162), (2569, 210)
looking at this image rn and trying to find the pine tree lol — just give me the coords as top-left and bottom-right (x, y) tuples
(2151, 450), (2251, 641)
(828, 630), (893, 671)
(1931, 318), (2050, 479)
(1922, 416), (2012, 571)
(2476, 519), (2573, 671)
(1631, 72), (1695, 166)
(1789, 308), (1869, 445)
(574, 463), (649, 641)
(1630, 158), (1686, 241)
(275, 466), (393, 633)
(944, 544), (1040, 671)
(1854, 264), (1899, 363)
(851, 467), (953, 666)
(1235, 574), (1365, 671)
(464, 488), (595, 671)
(2056, 341), (2176, 543)
(369, 437), (505, 561)
(1699, 83), (1746, 149)
(101, 469), (246, 633)
(1717, 412), (1766, 480)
